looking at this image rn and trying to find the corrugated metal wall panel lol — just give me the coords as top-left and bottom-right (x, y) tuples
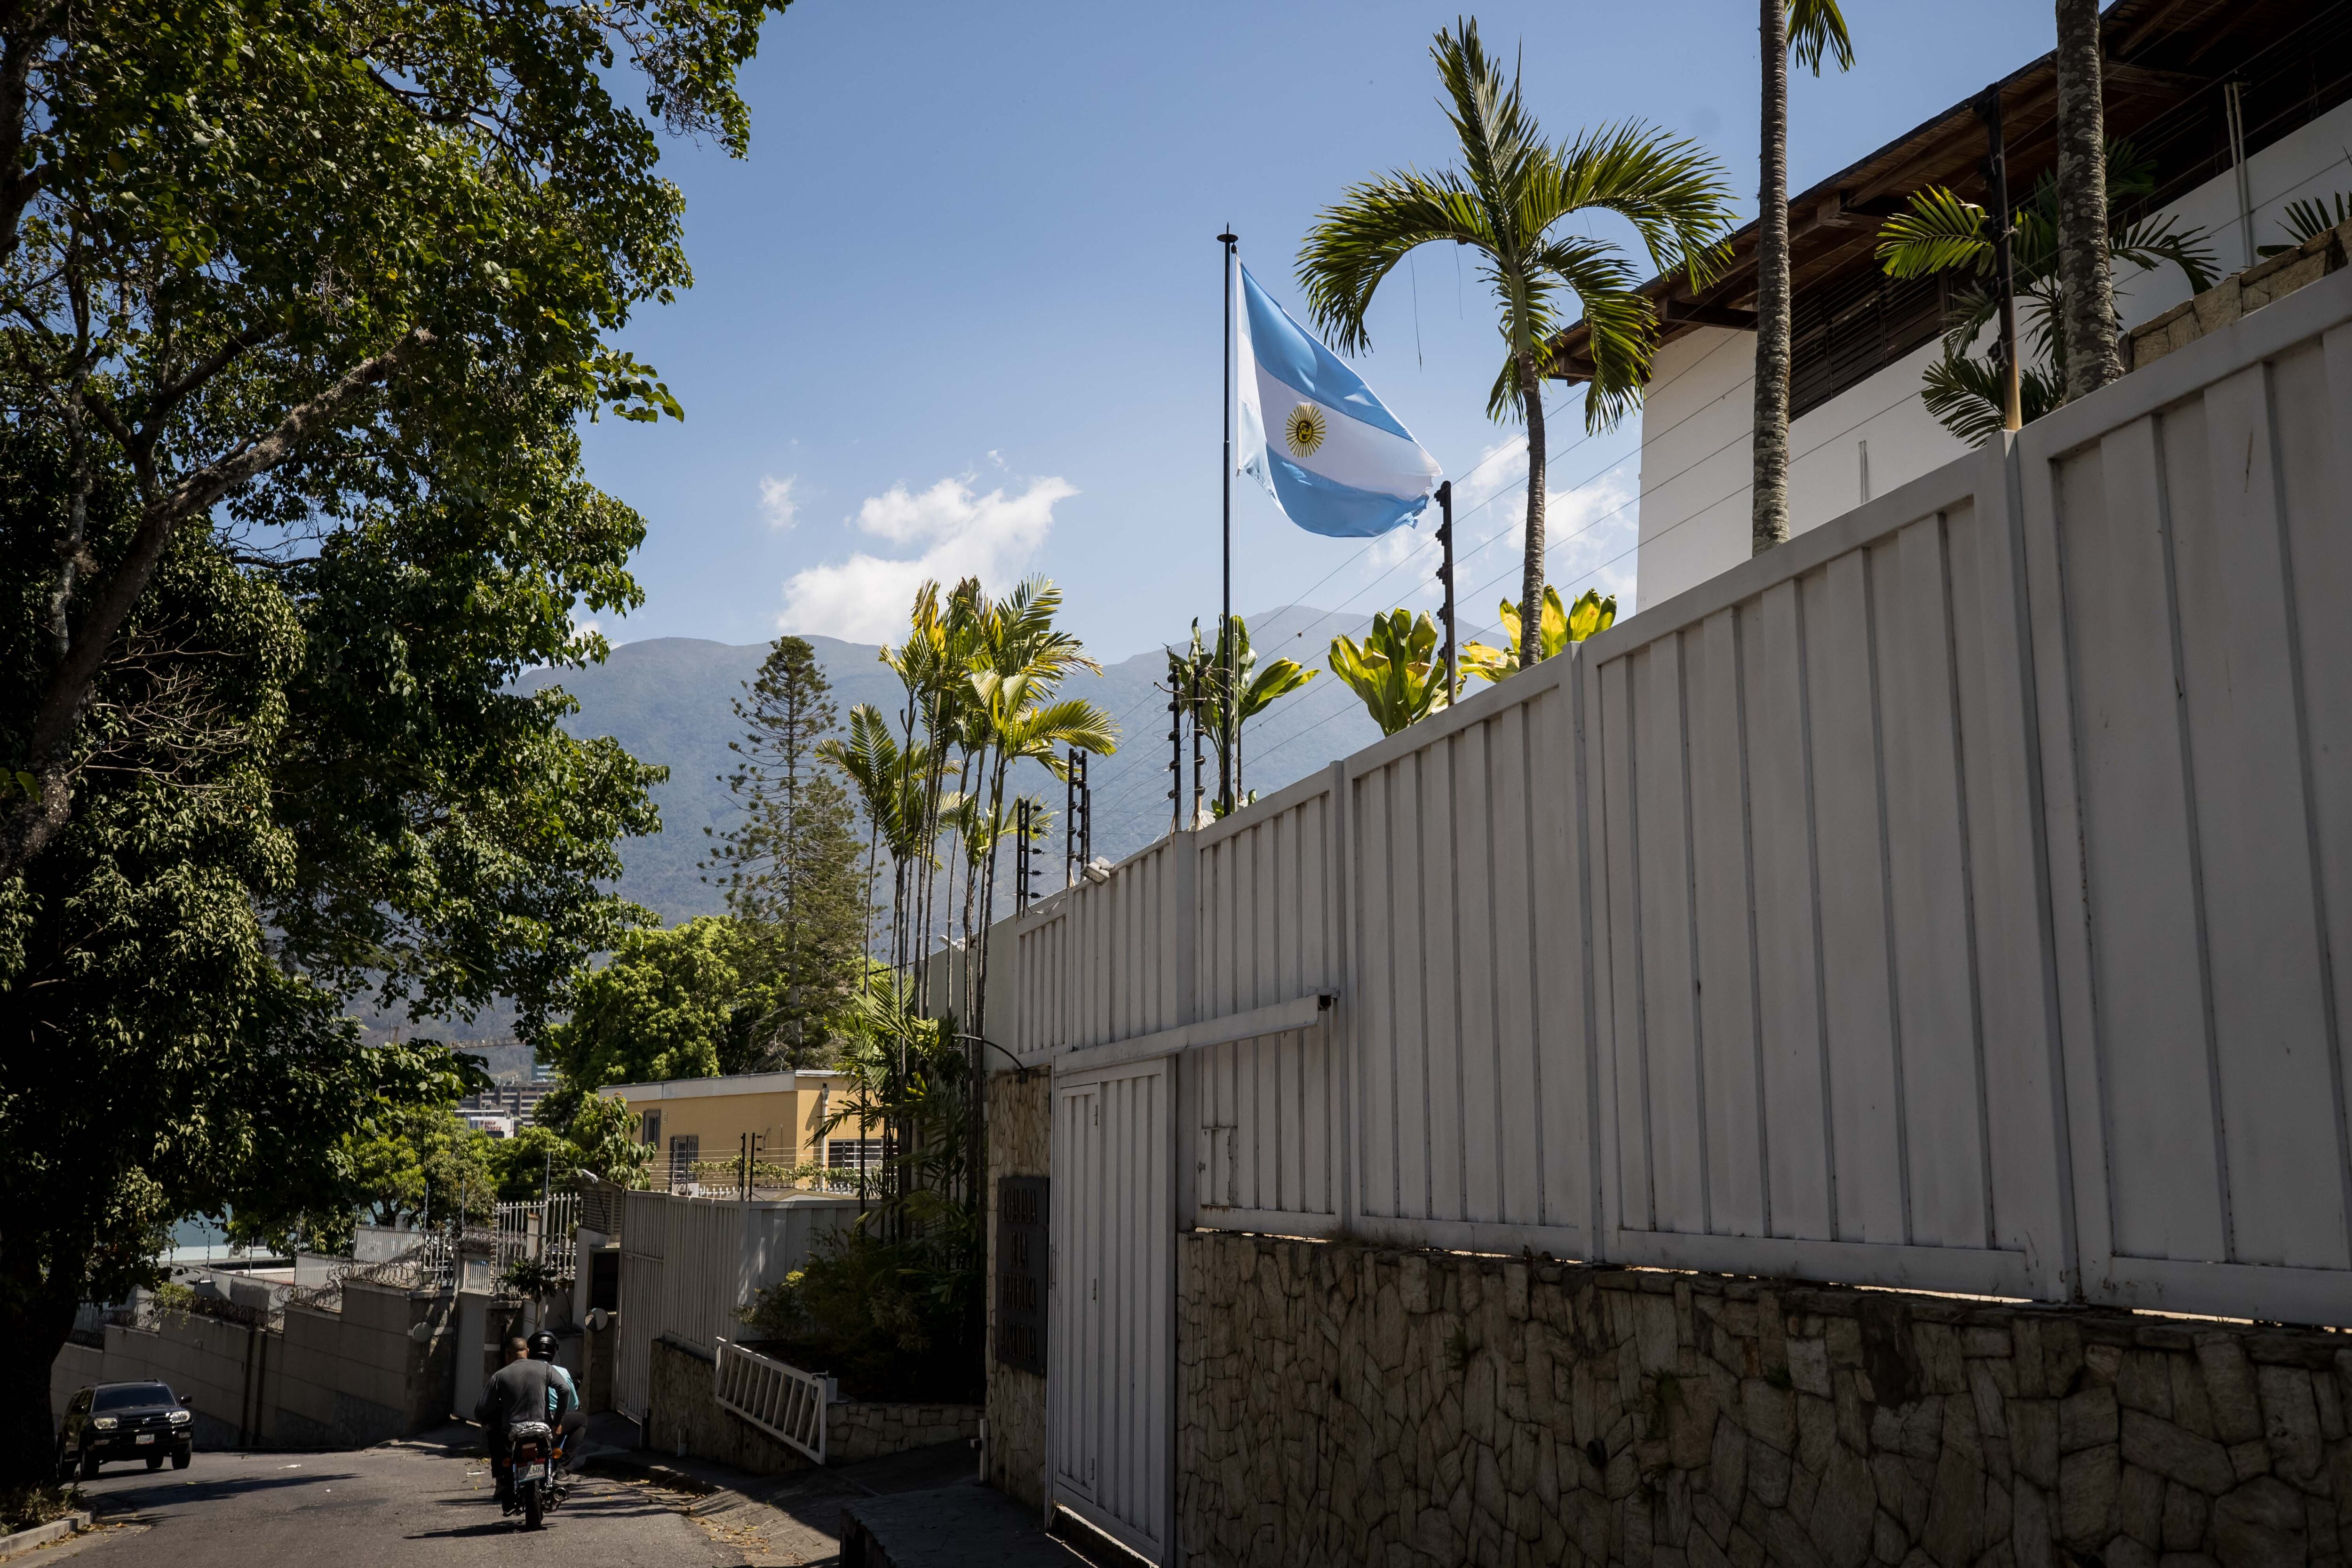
(2026, 279), (2352, 1321)
(1342, 668), (1592, 1255)
(611, 1192), (857, 1423)
(1586, 437), (2059, 1298)
(1051, 1060), (1171, 1562)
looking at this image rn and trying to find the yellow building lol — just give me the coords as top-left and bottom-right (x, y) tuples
(598, 1071), (880, 1187)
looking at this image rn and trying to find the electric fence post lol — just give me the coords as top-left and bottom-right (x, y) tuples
(1065, 749), (1090, 887)
(1436, 479), (1458, 701)
(1166, 683), (1183, 839)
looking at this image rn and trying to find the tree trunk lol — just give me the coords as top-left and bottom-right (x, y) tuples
(2054, 0), (2121, 398)
(1753, 0), (1793, 554)
(1517, 348), (1548, 670)
(0, 1263), (78, 1492)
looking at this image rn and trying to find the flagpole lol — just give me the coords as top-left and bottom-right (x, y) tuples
(1218, 228), (1238, 816)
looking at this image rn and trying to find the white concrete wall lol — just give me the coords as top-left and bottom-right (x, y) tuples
(50, 1343), (105, 1428)
(1633, 96), (2352, 608)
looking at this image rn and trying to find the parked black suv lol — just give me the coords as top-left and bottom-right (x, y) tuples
(56, 1382), (193, 1478)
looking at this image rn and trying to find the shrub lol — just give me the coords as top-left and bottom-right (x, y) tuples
(739, 1227), (980, 1403)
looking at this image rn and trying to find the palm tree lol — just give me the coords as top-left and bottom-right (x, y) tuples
(2053, 0), (2120, 398)
(1876, 142), (2214, 444)
(1299, 20), (1731, 672)
(1753, 0), (1854, 555)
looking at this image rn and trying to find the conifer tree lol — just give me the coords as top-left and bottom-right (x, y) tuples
(703, 638), (869, 1068)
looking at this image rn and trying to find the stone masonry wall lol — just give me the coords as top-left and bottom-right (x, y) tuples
(1180, 1230), (2352, 1568)
(648, 1335), (979, 1472)
(986, 1067), (1050, 1509)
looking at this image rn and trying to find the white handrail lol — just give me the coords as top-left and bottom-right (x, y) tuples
(712, 1336), (831, 1464)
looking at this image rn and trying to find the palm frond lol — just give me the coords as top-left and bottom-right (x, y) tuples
(1788, 0), (1855, 74)
(2261, 192), (2352, 256)
(1531, 121), (1737, 291)
(1919, 351), (2064, 448)
(1299, 171), (1492, 353)
(2111, 211), (2219, 295)
(1878, 187), (1990, 279)
(1430, 18), (1540, 251)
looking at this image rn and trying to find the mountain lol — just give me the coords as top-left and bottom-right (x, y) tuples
(513, 605), (1392, 925)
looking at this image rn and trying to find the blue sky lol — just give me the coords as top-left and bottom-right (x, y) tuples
(579, 0), (2054, 665)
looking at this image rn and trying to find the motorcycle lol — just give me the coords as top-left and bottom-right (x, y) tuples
(503, 1419), (569, 1529)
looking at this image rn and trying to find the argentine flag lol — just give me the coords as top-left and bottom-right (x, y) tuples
(1236, 264), (1442, 538)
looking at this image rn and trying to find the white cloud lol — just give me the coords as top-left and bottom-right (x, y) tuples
(779, 473), (1076, 642)
(759, 474), (800, 529)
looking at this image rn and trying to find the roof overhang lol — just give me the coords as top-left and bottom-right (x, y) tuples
(1545, 0), (2339, 382)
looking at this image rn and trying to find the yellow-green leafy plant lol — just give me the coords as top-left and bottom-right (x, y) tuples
(1328, 610), (1451, 737)
(1459, 587), (1617, 683)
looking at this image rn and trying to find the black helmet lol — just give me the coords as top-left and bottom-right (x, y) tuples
(526, 1329), (559, 1361)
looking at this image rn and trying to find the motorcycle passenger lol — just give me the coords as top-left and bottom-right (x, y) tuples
(525, 1329), (587, 1465)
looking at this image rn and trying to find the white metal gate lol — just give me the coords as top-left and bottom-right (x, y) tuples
(1050, 1058), (1174, 1563)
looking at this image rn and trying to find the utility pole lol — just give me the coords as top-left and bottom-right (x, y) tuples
(1435, 480), (1458, 701)
(1218, 228), (1239, 816)
(1977, 86), (2024, 433)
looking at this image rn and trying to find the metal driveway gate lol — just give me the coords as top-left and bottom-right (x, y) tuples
(1050, 1058), (1174, 1563)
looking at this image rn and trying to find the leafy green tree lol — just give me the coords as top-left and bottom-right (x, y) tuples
(346, 1103), (499, 1229)
(1, 0), (786, 1488)
(0, 435), (587, 1488)
(556, 1090), (656, 1188)
(541, 917), (772, 1091)
(1328, 610), (1454, 737)
(0, 0), (784, 877)
(1459, 587), (1616, 683)
(702, 638), (869, 1068)
(1753, 0), (1854, 552)
(1877, 143), (2216, 444)
(1299, 20), (1730, 671)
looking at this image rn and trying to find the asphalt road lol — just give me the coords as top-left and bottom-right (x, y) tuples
(53, 1438), (746, 1568)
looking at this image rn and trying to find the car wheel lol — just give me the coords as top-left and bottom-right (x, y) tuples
(146, 1453), (164, 1471)
(172, 1449), (191, 1471)
(78, 1452), (99, 1480)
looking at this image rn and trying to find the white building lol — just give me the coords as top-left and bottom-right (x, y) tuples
(1548, 0), (2352, 608)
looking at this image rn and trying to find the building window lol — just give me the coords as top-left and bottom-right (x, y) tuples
(1788, 267), (1946, 421)
(640, 1108), (661, 1149)
(666, 1134), (699, 1185)
(826, 1138), (883, 1171)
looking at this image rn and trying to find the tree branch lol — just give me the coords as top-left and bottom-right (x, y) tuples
(146, 320), (280, 426)
(1, 327), (437, 877)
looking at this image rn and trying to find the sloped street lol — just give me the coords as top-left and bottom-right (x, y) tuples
(51, 1438), (741, 1568)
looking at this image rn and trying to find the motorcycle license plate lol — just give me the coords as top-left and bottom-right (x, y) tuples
(516, 1464), (545, 1481)
(135, 1434), (155, 1445)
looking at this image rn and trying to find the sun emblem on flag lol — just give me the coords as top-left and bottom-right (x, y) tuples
(1283, 402), (1328, 459)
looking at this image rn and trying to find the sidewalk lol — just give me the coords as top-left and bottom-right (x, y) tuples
(569, 1416), (1102, 1568)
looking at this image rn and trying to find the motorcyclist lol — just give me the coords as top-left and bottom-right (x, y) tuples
(474, 1336), (536, 1506)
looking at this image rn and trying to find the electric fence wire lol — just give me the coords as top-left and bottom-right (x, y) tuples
(1230, 392), (1923, 782)
(1086, 381), (1912, 817)
(1082, 331), (1769, 822)
(1080, 329), (1755, 772)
